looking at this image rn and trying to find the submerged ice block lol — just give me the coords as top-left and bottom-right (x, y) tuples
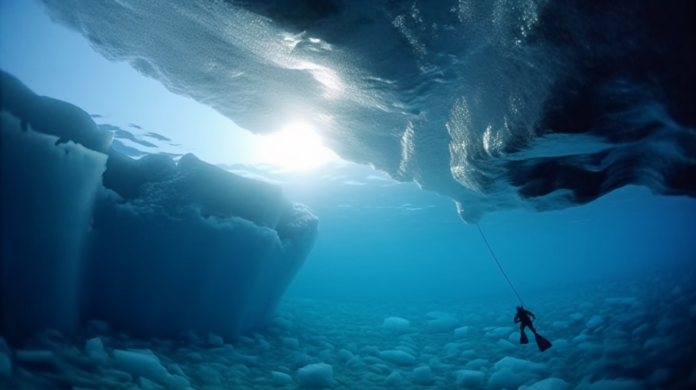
(0, 71), (318, 343)
(83, 151), (318, 340)
(0, 113), (108, 341)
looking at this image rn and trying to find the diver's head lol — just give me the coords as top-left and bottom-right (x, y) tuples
(516, 306), (523, 312)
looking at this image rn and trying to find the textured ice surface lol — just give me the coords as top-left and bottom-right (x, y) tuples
(455, 369), (484, 388)
(87, 151), (318, 338)
(0, 112), (108, 340)
(39, 0), (696, 222)
(585, 315), (604, 330)
(496, 339), (516, 351)
(85, 338), (108, 365)
(382, 317), (410, 333)
(297, 363), (333, 389)
(486, 327), (513, 338)
(0, 70), (113, 153)
(113, 350), (170, 385)
(384, 370), (403, 386)
(380, 350), (415, 366)
(3, 270), (695, 389)
(412, 365), (433, 385)
(0, 81), (319, 342)
(454, 326), (469, 338)
(488, 367), (524, 390)
(272, 370), (293, 386)
(283, 338), (300, 349)
(427, 315), (459, 333)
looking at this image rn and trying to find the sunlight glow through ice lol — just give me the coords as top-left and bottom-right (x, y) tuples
(257, 123), (339, 171)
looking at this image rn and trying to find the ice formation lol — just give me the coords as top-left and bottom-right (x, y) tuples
(0, 72), (318, 342)
(297, 363), (333, 388)
(39, 0), (696, 222)
(382, 316), (410, 333)
(1, 269), (694, 388)
(0, 110), (108, 340)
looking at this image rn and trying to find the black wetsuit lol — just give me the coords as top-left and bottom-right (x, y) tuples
(514, 309), (536, 333)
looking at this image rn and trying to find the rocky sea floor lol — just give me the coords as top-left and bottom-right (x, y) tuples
(1, 268), (695, 390)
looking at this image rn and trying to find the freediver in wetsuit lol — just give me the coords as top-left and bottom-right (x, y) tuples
(514, 306), (552, 351)
(514, 306), (536, 333)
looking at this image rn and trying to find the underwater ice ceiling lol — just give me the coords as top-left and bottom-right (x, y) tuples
(41, 0), (696, 222)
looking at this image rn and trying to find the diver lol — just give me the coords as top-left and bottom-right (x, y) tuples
(514, 306), (552, 352)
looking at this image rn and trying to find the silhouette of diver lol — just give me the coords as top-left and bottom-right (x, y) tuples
(514, 306), (552, 352)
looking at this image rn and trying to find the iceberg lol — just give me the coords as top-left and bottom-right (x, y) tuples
(0, 73), (318, 342)
(0, 111), (108, 340)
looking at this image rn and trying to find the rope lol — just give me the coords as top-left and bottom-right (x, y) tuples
(476, 224), (528, 308)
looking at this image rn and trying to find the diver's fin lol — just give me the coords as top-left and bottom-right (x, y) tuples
(534, 333), (552, 352)
(520, 331), (528, 344)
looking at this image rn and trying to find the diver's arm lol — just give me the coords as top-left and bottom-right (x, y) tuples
(526, 310), (536, 319)
(513, 314), (520, 323)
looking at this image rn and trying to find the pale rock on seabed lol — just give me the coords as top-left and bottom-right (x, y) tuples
(1, 269), (694, 390)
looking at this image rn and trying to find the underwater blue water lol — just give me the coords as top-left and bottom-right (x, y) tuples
(1, 0), (695, 389)
(282, 165), (696, 302)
